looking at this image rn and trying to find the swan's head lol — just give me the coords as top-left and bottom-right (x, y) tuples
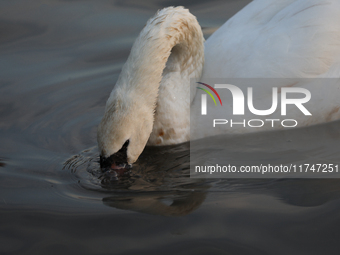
(97, 85), (155, 168)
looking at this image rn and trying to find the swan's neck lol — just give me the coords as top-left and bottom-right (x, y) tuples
(112, 7), (204, 145)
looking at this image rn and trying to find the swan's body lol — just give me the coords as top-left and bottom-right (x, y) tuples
(98, 1), (340, 165)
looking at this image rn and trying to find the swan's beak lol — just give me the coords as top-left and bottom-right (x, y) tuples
(100, 156), (132, 179)
(100, 140), (132, 178)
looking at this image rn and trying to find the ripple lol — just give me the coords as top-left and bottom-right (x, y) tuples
(0, 20), (47, 45)
(63, 142), (210, 193)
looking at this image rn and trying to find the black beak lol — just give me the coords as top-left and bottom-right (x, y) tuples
(100, 140), (131, 172)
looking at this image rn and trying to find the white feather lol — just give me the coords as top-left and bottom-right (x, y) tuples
(98, 2), (340, 163)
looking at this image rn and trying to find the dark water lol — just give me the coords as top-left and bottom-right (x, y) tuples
(1, 0), (340, 254)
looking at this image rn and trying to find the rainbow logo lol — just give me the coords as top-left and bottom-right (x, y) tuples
(197, 82), (222, 106)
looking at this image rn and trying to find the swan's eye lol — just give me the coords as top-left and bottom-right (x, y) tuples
(100, 139), (130, 169)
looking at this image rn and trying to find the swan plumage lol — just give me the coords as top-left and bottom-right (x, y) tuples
(203, 0), (340, 78)
(98, 1), (340, 165)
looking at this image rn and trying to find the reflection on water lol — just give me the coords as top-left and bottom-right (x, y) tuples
(1, 0), (340, 254)
(64, 143), (209, 216)
(64, 122), (340, 216)
(103, 192), (207, 216)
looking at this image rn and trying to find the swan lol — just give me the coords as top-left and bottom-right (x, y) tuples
(97, 1), (340, 169)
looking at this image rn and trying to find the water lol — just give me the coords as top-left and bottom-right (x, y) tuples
(1, 0), (340, 254)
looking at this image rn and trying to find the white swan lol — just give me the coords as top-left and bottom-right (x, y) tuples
(97, 1), (340, 167)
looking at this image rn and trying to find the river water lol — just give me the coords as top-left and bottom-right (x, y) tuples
(1, 0), (340, 254)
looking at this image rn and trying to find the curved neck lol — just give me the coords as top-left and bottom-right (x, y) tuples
(114, 7), (204, 145)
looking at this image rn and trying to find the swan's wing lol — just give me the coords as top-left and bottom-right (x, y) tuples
(202, 0), (340, 79)
(192, 0), (340, 137)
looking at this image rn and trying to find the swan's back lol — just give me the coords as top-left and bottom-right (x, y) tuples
(193, 0), (340, 138)
(98, 3), (340, 166)
(202, 0), (340, 79)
